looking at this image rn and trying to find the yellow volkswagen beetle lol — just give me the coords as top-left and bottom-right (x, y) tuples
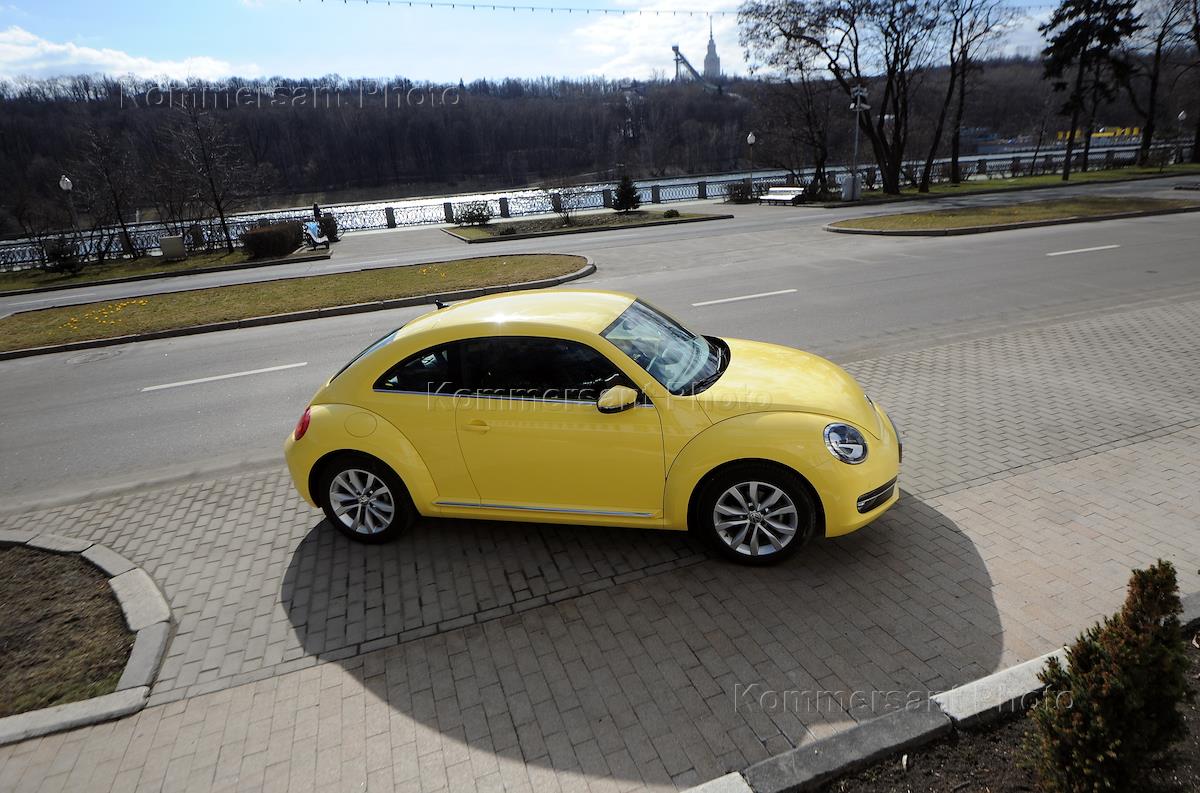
(284, 290), (901, 564)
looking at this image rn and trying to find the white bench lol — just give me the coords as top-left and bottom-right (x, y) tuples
(760, 187), (806, 206)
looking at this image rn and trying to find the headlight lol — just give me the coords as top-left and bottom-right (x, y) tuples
(824, 423), (868, 464)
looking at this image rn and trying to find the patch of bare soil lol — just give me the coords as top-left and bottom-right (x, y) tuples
(0, 545), (134, 717)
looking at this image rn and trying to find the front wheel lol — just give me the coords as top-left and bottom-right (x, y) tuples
(694, 464), (817, 565)
(317, 455), (414, 543)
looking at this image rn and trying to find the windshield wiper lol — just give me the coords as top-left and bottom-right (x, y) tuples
(686, 339), (726, 393)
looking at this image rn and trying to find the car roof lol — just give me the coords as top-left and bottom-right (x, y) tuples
(400, 289), (638, 337)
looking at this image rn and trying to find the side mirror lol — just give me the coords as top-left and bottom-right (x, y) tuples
(597, 385), (639, 414)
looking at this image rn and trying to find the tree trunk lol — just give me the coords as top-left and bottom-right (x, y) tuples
(1031, 111), (1048, 174)
(1062, 112), (1080, 181)
(919, 60), (959, 193)
(1082, 95), (1099, 172)
(105, 172), (136, 259)
(1137, 55), (1161, 165)
(1062, 61), (1088, 181)
(950, 64), (968, 184)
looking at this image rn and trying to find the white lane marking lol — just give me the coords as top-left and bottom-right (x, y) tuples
(1045, 244), (1121, 257)
(692, 288), (798, 307)
(9, 292), (98, 306)
(141, 362), (308, 392)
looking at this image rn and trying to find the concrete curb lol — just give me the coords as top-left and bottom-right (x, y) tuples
(0, 534), (172, 746)
(682, 589), (1200, 793)
(0, 257), (595, 361)
(0, 250), (334, 299)
(742, 705), (952, 793)
(441, 213), (733, 243)
(824, 204), (1200, 236)
(931, 648), (1067, 729)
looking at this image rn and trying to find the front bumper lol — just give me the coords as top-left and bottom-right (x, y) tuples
(822, 404), (902, 537)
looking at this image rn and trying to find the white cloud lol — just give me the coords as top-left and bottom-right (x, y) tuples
(0, 26), (259, 80)
(570, 0), (743, 80)
(999, 9), (1051, 60)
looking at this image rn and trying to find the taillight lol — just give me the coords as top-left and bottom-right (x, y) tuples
(294, 406), (311, 440)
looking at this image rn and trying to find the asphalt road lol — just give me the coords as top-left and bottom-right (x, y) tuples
(1, 176), (1198, 511)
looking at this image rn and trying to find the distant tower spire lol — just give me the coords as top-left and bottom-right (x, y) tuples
(703, 16), (721, 80)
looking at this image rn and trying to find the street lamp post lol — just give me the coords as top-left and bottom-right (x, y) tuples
(58, 174), (80, 236)
(747, 131), (756, 200)
(848, 86), (870, 201)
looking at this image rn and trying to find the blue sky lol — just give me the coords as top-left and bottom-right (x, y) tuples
(0, 0), (1045, 83)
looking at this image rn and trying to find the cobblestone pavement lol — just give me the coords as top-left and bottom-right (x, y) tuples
(2, 299), (1198, 793)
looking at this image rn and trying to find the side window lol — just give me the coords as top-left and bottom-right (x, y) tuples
(460, 337), (629, 401)
(374, 344), (459, 394)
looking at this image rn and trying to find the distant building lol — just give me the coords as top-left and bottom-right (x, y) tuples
(703, 21), (721, 80)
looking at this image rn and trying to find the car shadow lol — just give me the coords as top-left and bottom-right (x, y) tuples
(280, 492), (1002, 786)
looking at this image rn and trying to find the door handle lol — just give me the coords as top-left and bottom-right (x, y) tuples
(462, 419), (490, 433)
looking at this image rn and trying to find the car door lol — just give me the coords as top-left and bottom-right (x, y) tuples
(453, 336), (665, 517)
(359, 341), (480, 504)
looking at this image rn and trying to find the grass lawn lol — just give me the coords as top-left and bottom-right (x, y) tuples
(0, 546), (133, 717)
(450, 209), (718, 240)
(830, 196), (1200, 231)
(0, 247), (331, 293)
(921, 162), (1200, 195)
(824, 163), (1200, 205)
(1, 253), (586, 352)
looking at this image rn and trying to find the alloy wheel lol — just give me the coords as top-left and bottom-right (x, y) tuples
(712, 481), (799, 557)
(328, 468), (395, 535)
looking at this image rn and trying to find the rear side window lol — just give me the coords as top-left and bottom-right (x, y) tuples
(331, 326), (403, 382)
(374, 344), (459, 395)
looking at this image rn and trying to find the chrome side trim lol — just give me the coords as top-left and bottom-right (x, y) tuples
(435, 500), (654, 518)
(372, 389), (654, 407)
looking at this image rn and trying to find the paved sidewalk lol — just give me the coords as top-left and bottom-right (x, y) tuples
(2, 299), (1198, 793)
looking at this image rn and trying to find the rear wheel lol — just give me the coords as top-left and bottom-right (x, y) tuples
(694, 464), (816, 565)
(317, 454), (414, 543)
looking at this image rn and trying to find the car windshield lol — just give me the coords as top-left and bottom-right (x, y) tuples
(601, 300), (726, 394)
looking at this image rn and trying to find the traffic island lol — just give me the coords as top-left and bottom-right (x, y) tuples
(0, 534), (172, 745)
(826, 196), (1200, 236)
(0, 247), (334, 298)
(811, 163), (1200, 208)
(0, 254), (594, 359)
(443, 209), (731, 242)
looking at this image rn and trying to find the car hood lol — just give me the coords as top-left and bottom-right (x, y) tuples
(696, 338), (883, 438)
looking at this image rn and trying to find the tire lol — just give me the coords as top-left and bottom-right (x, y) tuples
(316, 454), (415, 543)
(693, 463), (817, 565)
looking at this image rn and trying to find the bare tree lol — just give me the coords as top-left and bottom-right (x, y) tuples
(541, 182), (591, 226)
(1183, 0), (1200, 160)
(169, 103), (250, 252)
(741, 0), (943, 194)
(75, 123), (141, 257)
(945, 0), (1016, 183)
(1121, 0), (1189, 163)
(751, 69), (837, 194)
